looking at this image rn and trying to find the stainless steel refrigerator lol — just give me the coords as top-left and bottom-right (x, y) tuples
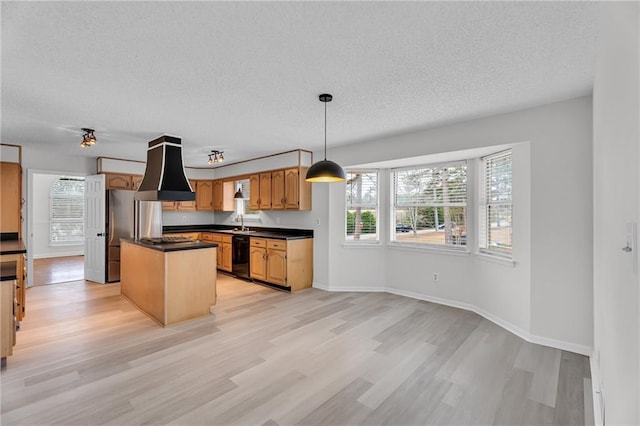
(106, 190), (163, 282)
(106, 190), (135, 282)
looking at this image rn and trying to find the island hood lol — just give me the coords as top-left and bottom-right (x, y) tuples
(135, 135), (195, 201)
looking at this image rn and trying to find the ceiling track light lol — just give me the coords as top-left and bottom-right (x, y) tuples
(80, 128), (97, 148)
(207, 150), (224, 165)
(305, 94), (345, 183)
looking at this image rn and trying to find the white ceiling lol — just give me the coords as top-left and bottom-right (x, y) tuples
(1, 2), (599, 167)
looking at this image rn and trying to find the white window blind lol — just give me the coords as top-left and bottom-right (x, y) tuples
(480, 150), (512, 256)
(392, 162), (467, 247)
(236, 179), (258, 218)
(346, 170), (378, 241)
(50, 177), (85, 245)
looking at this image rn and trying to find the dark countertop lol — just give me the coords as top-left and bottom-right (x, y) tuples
(0, 261), (17, 281)
(0, 239), (27, 255)
(163, 225), (313, 241)
(121, 238), (218, 253)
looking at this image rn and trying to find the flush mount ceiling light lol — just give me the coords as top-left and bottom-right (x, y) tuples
(80, 128), (97, 148)
(207, 150), (224, 165)
(305, 94), (345, 183)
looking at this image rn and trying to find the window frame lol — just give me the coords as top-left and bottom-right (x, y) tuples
(479, 149), (513, 259)
(235, 179), (261, 222)
(49, 176), (85, 246)
(344, 169), (380, 244)
(390, 160), (468, 251)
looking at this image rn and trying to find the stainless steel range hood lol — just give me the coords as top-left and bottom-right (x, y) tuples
(135, 135), (195, 201)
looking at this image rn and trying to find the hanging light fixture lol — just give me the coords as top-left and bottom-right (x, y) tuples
(207, 150), (224, 164)
(305, 94), (345, 182)
(234, 187), (245, 199)
(80, 128), (97, 148)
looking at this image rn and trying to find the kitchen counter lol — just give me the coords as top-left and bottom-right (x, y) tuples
(120, 240), (217, 326)
(121, 238), (218, 252)
(163, 225), (313, 240)
(0, 239), (27, 255)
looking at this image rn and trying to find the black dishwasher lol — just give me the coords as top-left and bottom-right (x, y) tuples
(232, 235), (250, 280)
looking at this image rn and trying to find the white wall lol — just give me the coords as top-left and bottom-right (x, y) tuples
(315, 96), (593, 353)
(31, 173), (84, 258)
(593, 2), (640, 424)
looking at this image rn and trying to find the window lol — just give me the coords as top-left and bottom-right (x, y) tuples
(392, 162), (467, 247)
(235, 179), (259, 219)
(346, 170), (378, 241)
(480, 150), (512, 257)
(50, 177), (85, 246)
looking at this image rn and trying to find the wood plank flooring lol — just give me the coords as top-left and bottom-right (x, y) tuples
(32, 256), (84, 286)
(1, 275), (592, 425)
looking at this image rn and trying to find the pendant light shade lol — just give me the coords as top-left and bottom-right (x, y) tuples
(306, 94), (345, 183)
(234, 188), (245, 199)
(305, 159), (346, 182)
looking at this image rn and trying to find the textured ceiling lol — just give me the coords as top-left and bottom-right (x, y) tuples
(1, 2), (598, 167)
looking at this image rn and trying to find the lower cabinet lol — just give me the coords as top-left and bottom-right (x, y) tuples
(249, 237), (313, 291)
(201, 233), (232, 272)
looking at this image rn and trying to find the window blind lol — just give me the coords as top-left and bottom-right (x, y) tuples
(393, 162), (467, 207)
(346, 171), (378, 210)
(480, 150), (512, 255)
(50, 177), (85, 245)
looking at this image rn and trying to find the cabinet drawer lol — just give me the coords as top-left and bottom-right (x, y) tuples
(266, 240), (286, 250)
(216, 234), (232, 244)
(250, 238), (267, 248)
(201, 233), (220, 243)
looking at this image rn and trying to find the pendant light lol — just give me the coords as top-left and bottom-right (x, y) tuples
(305, 94), (345, 183)
(234, 187), (245, 199)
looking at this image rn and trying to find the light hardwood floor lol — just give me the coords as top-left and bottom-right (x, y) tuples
(33, 256), (84, 286)
(1, 275), (593, 425)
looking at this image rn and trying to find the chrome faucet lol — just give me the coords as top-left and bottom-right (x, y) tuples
(238, 213), (245, 231)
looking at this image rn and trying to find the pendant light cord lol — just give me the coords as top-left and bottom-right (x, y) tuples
(324, 100), (327, 161)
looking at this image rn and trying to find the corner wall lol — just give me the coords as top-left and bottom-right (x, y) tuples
(320, 96), (593, 353)
(593, 2), (640, 424)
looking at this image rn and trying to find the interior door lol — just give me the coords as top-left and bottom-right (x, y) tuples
(85, 174), (106, 283)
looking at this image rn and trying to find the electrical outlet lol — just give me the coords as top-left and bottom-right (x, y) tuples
(433, 273), (439, 282)
(276, 217), (280, 224)
(182, 215), (187, 222)
(316, 218), (321, 225)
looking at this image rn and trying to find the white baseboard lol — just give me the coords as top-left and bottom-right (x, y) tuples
(33, 252), (84, 259)
(312, 281), (329, 291)
(590, 356), (604, 426)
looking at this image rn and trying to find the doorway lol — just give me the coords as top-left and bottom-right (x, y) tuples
(27, 171), (87, 287)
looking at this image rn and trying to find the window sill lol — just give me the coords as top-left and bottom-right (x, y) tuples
(342, 241), (382, 249)
(387, 242), (470, 256)
(475, 252), (516, 267)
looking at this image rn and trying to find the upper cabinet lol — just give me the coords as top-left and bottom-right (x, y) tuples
(196, 180), (213, 210)
(163, 180), (197, 211)
(249, 167), (311, 211)
(196, 179), (234, 212)
(104, 173), (143, 191)
(0, 162), (22, 235)
(212, 180), (234, 212)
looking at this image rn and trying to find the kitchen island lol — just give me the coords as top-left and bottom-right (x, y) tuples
(120, 238), (218, 327)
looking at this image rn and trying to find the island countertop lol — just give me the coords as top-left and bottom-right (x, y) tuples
(121, 238), (218, 252)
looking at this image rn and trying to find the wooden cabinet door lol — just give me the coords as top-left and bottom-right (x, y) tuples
(212, 180), (223, 211)
(216, 244), (223, 269)
(271, 170), (285, 210)
(222, 243), (233, 271)
(250, 247), (267, 280)
(284, 168), (300, 210)
(259, 173), (272, 210)
(249, 174), (260, 210)
(0, 162), (21, 234)
(177, 180), (197, 211)
(196, 180), (213, 210)
(131, 175), (143, 190)
(105, 173), (132, 190)
(162, 201), (177, 210)
(266, 249), (287, 286)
